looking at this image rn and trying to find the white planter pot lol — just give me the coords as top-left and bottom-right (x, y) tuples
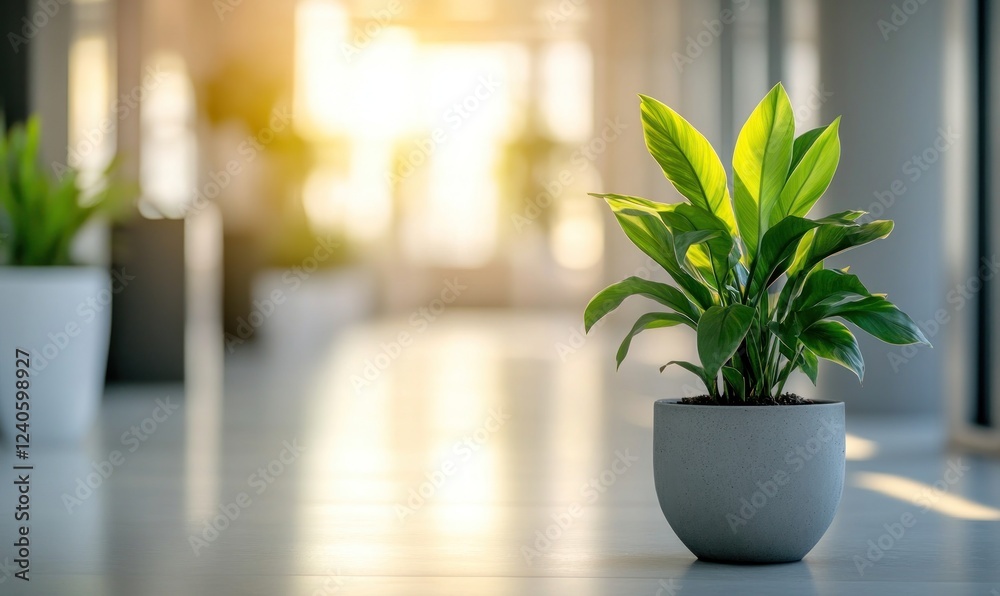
(653, 399), (845, 563)
(0, 267), (111, 444)
(250, 265), (375, 348)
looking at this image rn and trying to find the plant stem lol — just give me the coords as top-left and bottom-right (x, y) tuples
(774, 347), (803, 397)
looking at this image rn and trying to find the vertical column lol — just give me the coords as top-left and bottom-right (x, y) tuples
(945, 0), (1000, 449)
(0, 2), (31, 125)
(28, 0), (72, 167)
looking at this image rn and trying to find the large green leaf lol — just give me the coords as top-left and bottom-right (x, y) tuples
(589, 187), (738, 287)
(788, 126), (825, 173)
(733, 83), (794, 260)
(776, 260), (820, 323)
(791, 267), (871, 314)
(805, 296), (930, 346)
(584, 276), (701, 332)
(800, 347), (819, 385)
(746, 216), (819, 300)
(660, 203), (736, 289)
(605, 202), (716, 309)
(772, 118), (841, 224)
(606, 207), (673, 269)
(781, 213), (865, 280)
(789, 219), (895, 277)
(673, 230), (722, 264)
(590, 192), (677, 216)
(697, 304), (755, 381)
(616, 312), (690, 369)
(779, 266), (869, 336)
(799, 320), (865, 381)
(773, 320), (796, 356)
(638, 94), (736, 234)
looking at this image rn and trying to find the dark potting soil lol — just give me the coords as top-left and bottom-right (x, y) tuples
(678, 393), (814, 406)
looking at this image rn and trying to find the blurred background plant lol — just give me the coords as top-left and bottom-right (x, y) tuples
(0, 116), (136, 266)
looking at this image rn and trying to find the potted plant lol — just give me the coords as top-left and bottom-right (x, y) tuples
(0, 116), (133, 443)
(249, 222), (373, 353)
(584, 83), (929, 563)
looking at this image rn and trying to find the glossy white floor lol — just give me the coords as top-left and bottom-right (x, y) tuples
(1, 311), (999, 595)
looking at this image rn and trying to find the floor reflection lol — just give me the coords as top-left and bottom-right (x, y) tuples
(2, 311), (999, 595)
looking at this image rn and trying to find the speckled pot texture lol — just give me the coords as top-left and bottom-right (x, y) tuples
(653, 399), (845, 564)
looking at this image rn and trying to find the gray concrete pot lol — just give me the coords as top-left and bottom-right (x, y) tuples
(653, 399), (845, 563)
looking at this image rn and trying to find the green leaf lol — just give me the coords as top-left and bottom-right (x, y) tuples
(799, 320), (865, 382)
(776, 260), (821, 322)
(590, 192), (677, 216)
(772, 118), (841, 224)
(789, 219), (895, 277)
(792, 267), (871, 313)
(605, 202), (716, 309)
(813, 210), (866, 224)
(673, 230), (722, 265)
(746, 215), (819, 300)
(660, 203), (735, 288)
(800, 347), (819, 385)
(697, 304), (755, 381)
(733, 83), (794, 260)
(734, 261), (749, 288)
(638, 94), (736, 234)
(821, 296), (931, 346)
(0, 116), (135, 266)
(721, 365), (746, 401)
(788, 126), (825, 173)
(772, 320), (793, 353)
(660, 360), (712, 394)
(660, 359), (704, 375)
(584, 276), (701, 333)
(616, 313), (690, 369)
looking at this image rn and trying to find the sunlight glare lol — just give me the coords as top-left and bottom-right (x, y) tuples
(854, 472), (1000, 520)
(68, 35), (112, 186)
(551, 196), (603, 270)
(845, 433), (879, 460)
(294, 0), (351, 138)
(139, 53), (196, 219)
(540, 41), (593, 142)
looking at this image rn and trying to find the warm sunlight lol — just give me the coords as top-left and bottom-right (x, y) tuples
(291, 0), (572, 267)
(293, 0), (351, 138)
(139, 53), (195, 219)
(853, 472), (1000, 520)
(551, 195), (604, 270)
(845, 433), (879, 460)
(68, 35), (112, 185)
